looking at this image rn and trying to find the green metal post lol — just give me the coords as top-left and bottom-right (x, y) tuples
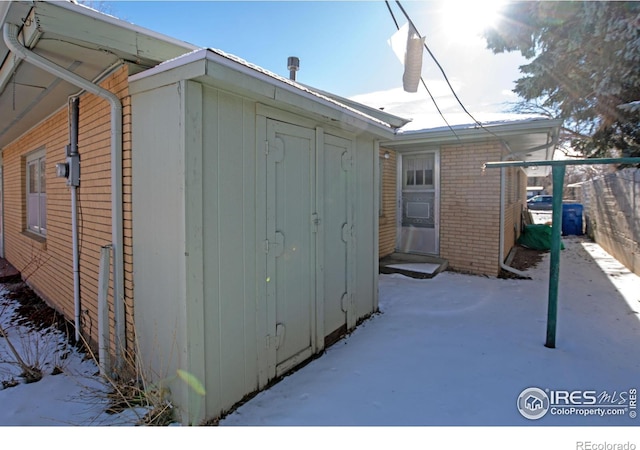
(482, 156), (640, 348)
(545, 164), (566, 348)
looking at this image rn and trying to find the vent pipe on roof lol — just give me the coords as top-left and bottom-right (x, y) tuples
(287, 56), (299, 81)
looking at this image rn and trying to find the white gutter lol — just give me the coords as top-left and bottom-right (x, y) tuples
(3, 23), (125, 361)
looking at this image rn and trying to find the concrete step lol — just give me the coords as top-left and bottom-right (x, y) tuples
(379, 252), (448, 279)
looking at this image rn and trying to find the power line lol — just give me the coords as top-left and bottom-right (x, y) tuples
(393, 0), (502, 140)
(385, 0), (459, 139)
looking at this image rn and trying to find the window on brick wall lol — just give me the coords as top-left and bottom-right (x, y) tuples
(26, 149), (46, 236)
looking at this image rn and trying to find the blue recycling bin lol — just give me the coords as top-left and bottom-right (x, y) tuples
(562, 203), (583, 236)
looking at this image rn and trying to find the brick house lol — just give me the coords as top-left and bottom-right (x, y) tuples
(1, 0), (562, 425)
(379, 119), (562, 276)
(1, 0), (405, 423)
(0, 1), (195, 352)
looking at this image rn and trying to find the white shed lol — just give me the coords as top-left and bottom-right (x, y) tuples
(129, 49), (399, 424)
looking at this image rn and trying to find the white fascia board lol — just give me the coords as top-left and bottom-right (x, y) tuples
(128, 49), (207, 95)
(53, 0), (199, 53)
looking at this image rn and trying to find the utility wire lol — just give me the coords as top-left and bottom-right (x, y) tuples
(385, 0), (459, 139)
(394, 0), (502, 140)
(385, 0), (400, 30)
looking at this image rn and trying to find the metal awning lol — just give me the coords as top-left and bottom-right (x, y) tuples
(382, 118), (563, 176)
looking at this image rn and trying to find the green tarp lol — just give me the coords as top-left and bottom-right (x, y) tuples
(518, 224), (565, 251)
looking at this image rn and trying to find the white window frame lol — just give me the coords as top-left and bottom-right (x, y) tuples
(26, 149), (46, 236)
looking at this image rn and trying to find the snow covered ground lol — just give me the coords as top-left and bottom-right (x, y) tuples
(221, 237), (640, 427)
(1, 236), (639, 447)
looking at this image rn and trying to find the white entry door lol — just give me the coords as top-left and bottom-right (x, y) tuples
(398, 153), (439, 254)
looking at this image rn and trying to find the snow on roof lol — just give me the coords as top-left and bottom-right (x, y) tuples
(398, 116), (558, 136)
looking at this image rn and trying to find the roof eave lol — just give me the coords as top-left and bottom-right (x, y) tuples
(384, 118), (563, 147)
(52, 0), (200, 55)
(130, 49), (396, 139)
(299, 84), (412, 129)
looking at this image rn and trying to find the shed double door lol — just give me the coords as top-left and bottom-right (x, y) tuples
(264, 119), (353, 378)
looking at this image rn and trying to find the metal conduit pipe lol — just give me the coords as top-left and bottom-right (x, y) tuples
(4, 23), (126, 365)
(69, 97), (81, 342)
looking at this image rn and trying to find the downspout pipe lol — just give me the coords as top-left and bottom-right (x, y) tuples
(4, 24), (125, 363)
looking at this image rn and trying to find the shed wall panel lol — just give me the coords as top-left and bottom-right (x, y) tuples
(131, 83), (188, 384)
(354, 136), (377, 317)
(321, 133), (351, 338)
(201, 86), (259, 415)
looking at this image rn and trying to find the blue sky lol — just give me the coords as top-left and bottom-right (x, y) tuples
(105, 1), (530, 128)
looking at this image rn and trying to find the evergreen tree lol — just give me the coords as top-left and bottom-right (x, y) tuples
(484, 1), (640, 158)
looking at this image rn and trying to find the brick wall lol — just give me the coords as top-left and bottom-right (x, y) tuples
(439, 140), (505, 276)
(378, 139), (518, 276)
(2, 65), (134, 352)
(378, 147), (397, 258)
(503, 166), (527, 261)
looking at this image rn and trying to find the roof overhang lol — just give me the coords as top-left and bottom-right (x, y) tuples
(0, 0), (196, 148)
(129, 48), (397, 139)
(381, 118), (563, 176)
(300, 84), (412, 130)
